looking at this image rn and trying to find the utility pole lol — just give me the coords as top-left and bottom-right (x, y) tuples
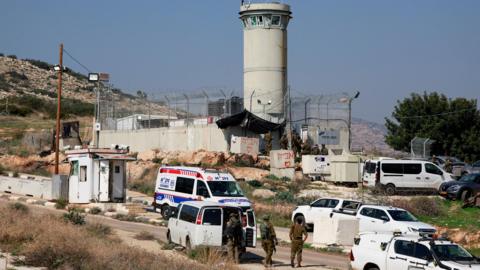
(54, 43), (63, 175)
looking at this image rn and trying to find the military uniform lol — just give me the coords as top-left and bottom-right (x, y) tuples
(289, 223), (308, 267)
(260, 216), (277, 267)
(225, 214), (242, 263)
(444, 158), (453, 173)
(320, 144), (328, 155)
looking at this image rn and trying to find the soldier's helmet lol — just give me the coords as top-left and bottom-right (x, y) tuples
(262, 215), (270, 221)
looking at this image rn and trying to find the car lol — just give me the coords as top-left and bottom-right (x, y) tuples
(167, 201), (257, 251)
(153, 166), (252, 219)
(439, 173), (480, 201)
(291, 197), (362, 230)
(332, 205), (437, 236)
(465, 160), (480, 174)
(350, 232), (480, 270)
(362, 159), (454, 195)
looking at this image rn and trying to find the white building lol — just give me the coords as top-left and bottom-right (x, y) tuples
(65, 148), (135, 203)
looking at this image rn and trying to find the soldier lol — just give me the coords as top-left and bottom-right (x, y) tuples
(264, 132), (273, 155)
(311, 144), (320, 155)
(225, 212), (243, 263)
(444, 158), (453, 173)
(260, 215), (277, 268)
(280, 133), (288, 150)
(289, 217), (308, 268)
(320, 144), (328, 155)
(431, 155), (438, 165)
(301, 140), (312, 156)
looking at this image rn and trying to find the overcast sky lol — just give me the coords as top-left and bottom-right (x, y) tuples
(1, 0), (479, 123)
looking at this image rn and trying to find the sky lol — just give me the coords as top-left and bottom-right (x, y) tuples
(1, 0), (479, 123)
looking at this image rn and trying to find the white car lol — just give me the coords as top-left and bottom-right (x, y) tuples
(337, 205), (437, 235)
(350, 232), (480, 270)
(167, 201), (257, 250)
(291, 197), (362, 229)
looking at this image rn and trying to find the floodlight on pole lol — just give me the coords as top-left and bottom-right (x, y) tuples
(88, 73), (99, 82)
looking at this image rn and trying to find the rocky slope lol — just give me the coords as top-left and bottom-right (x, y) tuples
(0, 55), (172, 116)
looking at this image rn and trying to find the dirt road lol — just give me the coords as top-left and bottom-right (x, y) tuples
(0, 199), (349, 269)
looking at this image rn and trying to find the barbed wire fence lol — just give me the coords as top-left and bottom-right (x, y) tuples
(96, 86), (352, 136)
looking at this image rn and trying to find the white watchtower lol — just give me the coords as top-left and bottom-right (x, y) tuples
(240, 1), (291, 123)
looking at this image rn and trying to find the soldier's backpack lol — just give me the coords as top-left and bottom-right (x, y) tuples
(260, 223), (270, 240)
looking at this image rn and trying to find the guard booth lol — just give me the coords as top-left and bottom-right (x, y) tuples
(65, 148), (135, 203)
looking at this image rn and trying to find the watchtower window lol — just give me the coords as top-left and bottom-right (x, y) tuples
(271, 15), (280, 26)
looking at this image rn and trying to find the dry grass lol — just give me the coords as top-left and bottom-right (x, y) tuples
(0, 203), (217, 270)
(134, 231), (156, 241)
(253, 202), (295, 227)
(188, 247), (240, 270)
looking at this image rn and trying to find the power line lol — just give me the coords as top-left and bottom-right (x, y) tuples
(63, 48), (92, 73)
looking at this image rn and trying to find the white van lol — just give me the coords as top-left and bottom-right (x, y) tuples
(167, 201), (257, 250)
(153, 166), (252, 218)
(362, 160), (454, 195)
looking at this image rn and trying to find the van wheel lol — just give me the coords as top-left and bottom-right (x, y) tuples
(385, 184), (396, 196)
(167, 230), (172, 244)
(460, 190), (472, 201)
(185, 237), (192, 252)
(161, 205), (172, 220)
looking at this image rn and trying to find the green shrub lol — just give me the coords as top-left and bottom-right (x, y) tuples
(247, 180), (263, 188)
(265, 174), (279, 180)
(5, 71), (28, 82)
(6, 54), (17, 59)
(275, 191), (295, 203)
(390, 197), (444, 217)
(9, 202), (29, 214)
(113, 214), (137, 222)
(24, 59), (52, 70)
(63, 209), (86, 225)
(55, 198), (68, 209)
(89, 207), (102, 215)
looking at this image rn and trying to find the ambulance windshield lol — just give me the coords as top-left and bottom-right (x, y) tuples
(207, 181), (245, 197)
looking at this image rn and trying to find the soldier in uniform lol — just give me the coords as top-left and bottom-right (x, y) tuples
(260, 215), (277, 268)
(225, 212), (243, 263)
(301, 140), (312, 156)
(320, 144), (329, 155)
(280, 133), (288, 150)
(311, 144), (320, 155)
(289, 217), (308, 268)
(431, 155), (438, 165)
(444, 158), (453, 173)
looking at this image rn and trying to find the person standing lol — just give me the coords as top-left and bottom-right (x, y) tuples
(289, 217), (308, 268)
(444, 158), (453, 173)
(320, 144), (329, 155)
(225, 212), (243, 264)
(260, 215), (277, 268)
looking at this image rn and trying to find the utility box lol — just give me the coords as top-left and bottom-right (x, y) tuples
(270, 150), (295, 169)
(328, 154), (361, 183)
(302, 155), (330, 175)
(65, 148), (136, 204)
(230, 136), (259, 156)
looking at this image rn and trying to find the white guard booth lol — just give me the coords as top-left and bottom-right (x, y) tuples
(65, 148), (136, 204)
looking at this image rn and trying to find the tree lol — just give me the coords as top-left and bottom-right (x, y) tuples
(385, 92), (480, 162)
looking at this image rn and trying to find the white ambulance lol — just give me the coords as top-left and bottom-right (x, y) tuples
(153, 166), (252, 219)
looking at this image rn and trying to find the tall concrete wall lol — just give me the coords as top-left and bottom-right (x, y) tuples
(99, 125), (231, 153)
(0, 176), (53, 200)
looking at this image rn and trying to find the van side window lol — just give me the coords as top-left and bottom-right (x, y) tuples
(382, 164), (403, 174)
(179, 205), (198, 223)
(196, 180), (210, 198)
(175, 177), (195, 194)
(403, 163), (421, 174)
(202, 208), (221, 225)
(425, 163), (443, 175)
(327, 199), (339, 208)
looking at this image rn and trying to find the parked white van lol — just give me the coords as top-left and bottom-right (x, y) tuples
(362, 160), (454, 195)
(167, 201), (257, 250)
(153, 166), (252, 218)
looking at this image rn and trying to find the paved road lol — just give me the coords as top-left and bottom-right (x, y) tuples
(0, 199), (349, 269)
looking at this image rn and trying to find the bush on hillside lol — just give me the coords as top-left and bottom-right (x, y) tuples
(390, 197), (444, 217)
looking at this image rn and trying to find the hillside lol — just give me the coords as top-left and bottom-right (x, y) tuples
(0, 55), (171, 117)
(351, 117), (402, 156)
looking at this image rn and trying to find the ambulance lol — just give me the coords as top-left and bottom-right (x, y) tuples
(153, 166), (253, 219)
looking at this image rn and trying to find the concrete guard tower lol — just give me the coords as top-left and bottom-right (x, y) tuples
(240, 1), (291, 124)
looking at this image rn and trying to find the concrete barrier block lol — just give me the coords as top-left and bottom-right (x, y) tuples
(104, 211), (117, 217)
(26, 199), (37, 204)
(44, 202), (56, 208)
(270, 150), (295, 169)
(270, 167), (295, 180)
